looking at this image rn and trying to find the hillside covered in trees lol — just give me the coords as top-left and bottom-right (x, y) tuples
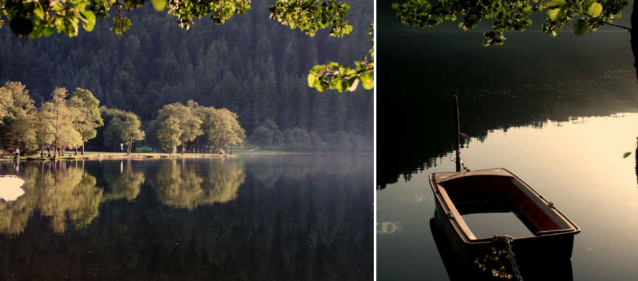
(0, 0), (374, 153)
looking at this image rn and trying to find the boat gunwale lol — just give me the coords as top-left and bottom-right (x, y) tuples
(429, 168), (581, 245)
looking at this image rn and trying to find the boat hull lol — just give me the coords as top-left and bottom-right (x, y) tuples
(429, 168), (580, 267)
(432, 199), (576, 264)
(430, 216), (575, 281)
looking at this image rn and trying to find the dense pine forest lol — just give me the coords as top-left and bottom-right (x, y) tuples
(0, 0), (373, 152)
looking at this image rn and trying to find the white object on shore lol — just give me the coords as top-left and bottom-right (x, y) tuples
(0, 175), (25, 201)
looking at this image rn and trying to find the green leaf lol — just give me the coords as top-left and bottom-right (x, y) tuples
(624, 152), (632, 158)
(573, 19), (588, 35)
(151, 0), (167, 11)
(33, 5), (45, 19)
(310, 65), (324, 72)
(43, 26), (53, 37)
(328, 62), (339, 69)
(339, 65), (349, 74)
(80, 10), (96, 32)
(588, 2), (603, 18)
(360, 72), (373, 90)
(331, 78), (345, 92)
(391, 3), (399, 10)
(545, 0), (567, 9)
(313, 79), (327, 92)
(307, 73), (317, 87)
(547, 8), (561, 21)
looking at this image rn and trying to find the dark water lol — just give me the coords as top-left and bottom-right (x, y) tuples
(0, 155), (373, 281)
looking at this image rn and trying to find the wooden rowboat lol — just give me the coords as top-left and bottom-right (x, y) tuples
(429, 168), (580, 264)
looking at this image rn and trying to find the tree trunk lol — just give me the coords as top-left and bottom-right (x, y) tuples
(127, 141), (132, 155)
(75, 147), (78, 156)
(41, 144), (44, 158)
(81, 142), (85, 155)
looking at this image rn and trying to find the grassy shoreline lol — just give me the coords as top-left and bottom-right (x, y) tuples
(0, 151), (236, 161)
(0, 149), (372, 161)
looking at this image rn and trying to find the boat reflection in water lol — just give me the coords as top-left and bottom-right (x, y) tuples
(430, 218), (574, 281)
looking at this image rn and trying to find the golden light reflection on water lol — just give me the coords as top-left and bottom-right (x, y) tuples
(379, 113), (638, 281)
(463, 114), (638, 280)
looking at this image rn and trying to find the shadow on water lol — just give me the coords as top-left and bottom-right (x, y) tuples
(0, 155), (373, 281)
(430, 218), (574, 281)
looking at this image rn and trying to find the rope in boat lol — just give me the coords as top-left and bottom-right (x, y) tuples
(493, 235), (523, 281)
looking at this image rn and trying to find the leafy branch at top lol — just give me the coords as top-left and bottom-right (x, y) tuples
(268, 0), (352, 37)
(0, 0), (253, 38)
(0, 0), (359, 38)
(392, 0), (630, 46)
(307, 23), (373, 92)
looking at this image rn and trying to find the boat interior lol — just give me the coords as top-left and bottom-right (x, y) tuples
(436, 174), (574, 240)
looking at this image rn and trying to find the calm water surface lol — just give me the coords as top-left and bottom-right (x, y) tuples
(0, 155), (373, 280)
(378, 112), (638, 280)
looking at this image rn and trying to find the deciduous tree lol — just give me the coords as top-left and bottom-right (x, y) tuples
(156, 102), (203, 154)
(69, 88), (104, 155)
(121, 112), (145, 154)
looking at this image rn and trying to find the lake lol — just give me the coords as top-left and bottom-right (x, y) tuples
(0, 155), (373, 280)
(378, 108), (638, 280)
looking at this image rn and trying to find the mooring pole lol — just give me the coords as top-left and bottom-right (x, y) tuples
(453, 95), (461, 172)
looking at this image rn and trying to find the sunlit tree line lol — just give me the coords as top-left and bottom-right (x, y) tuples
(148, 101), (246, 154)
(0, 81), (106, 158)
(0, 81), (248, 156)
(1, 80), (370, 155)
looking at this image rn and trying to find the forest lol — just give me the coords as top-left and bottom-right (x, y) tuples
(0, 0), (374, 154)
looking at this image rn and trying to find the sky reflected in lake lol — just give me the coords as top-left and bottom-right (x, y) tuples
(378, 113), (638, 281)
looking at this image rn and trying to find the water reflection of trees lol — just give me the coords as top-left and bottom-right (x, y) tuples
(0, 160), (148, 235)
(154, 159), (245, 209)
(101, 160), (145, 202)
(0, 161), (102, 234)
(0, 156), (373, 280)
(378, 70), (638, 189)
